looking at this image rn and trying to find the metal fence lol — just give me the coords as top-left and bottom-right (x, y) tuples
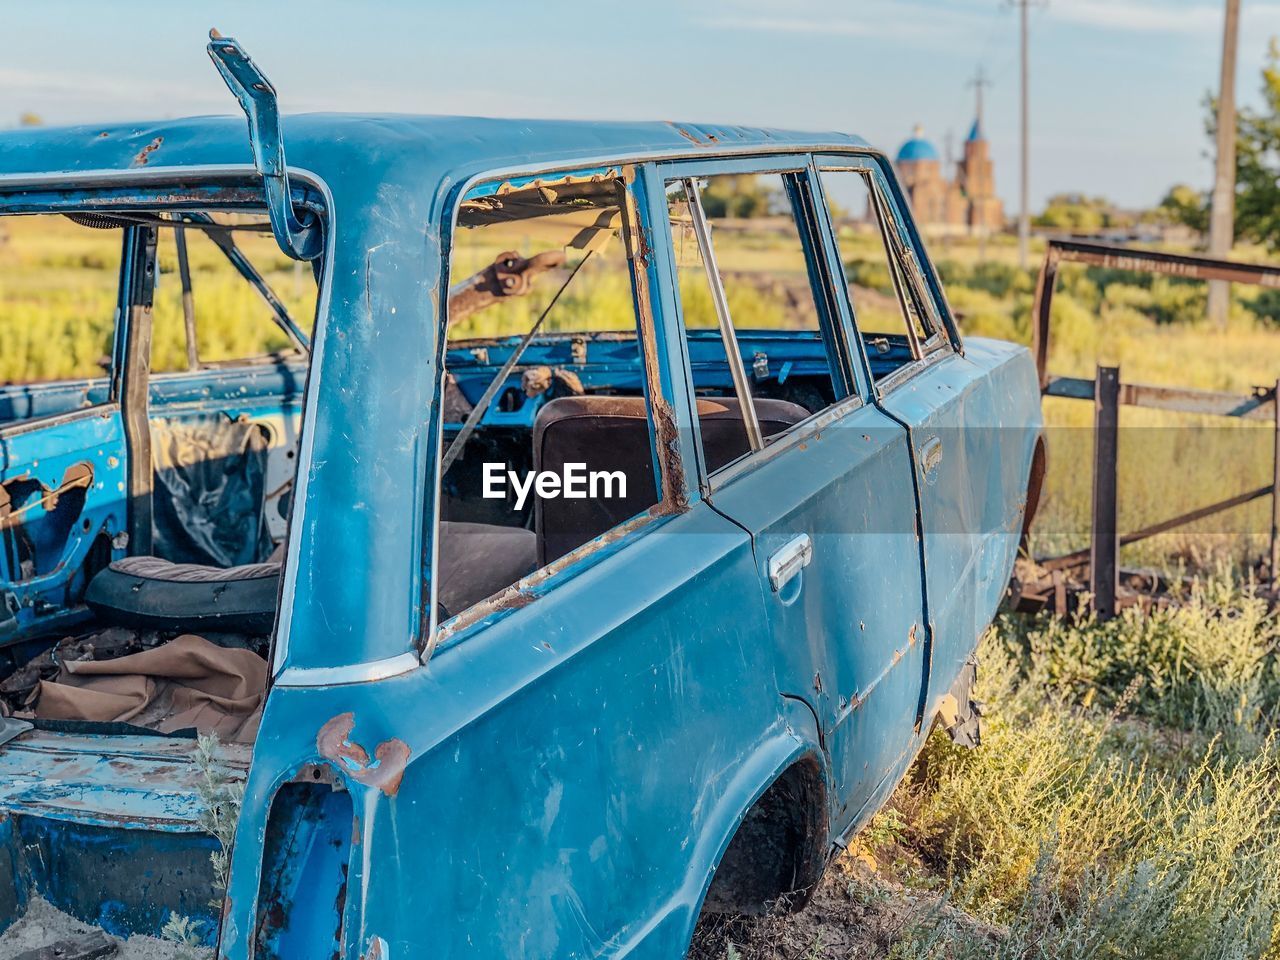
(1028, 238), (1279, 617)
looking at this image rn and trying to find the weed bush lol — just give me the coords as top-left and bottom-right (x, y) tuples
(890, 575), (1280, 958)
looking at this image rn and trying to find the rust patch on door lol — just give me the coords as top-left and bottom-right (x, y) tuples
(358, 739), (411, 797)
(317, 713), (369, 768)
(317, 712), (411, 797)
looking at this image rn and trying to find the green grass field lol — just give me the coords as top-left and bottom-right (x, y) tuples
(0, 214), (314, 383)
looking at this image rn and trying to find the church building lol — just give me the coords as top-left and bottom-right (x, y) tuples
(893, 120), (1004, 234)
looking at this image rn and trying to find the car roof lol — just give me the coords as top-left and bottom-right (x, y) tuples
(0, 114), (875, 189)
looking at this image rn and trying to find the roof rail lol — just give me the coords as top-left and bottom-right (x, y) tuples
(206, 29), (323, 261)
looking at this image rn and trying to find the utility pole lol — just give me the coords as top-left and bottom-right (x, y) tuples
(1207, 0), (1241, 329)
(1017, 0), (1032, 269)
(1006, 1), (1039, 267)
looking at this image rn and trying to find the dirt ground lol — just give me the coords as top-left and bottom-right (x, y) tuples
(687, 852), (996, 960)
(0, 898), (211, 959)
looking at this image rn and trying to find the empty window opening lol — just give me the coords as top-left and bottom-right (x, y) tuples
(818, 168), (946, 382)
(0, 204), (324, 745)
(436, 174), (665, 624)
(0, 214), (122, 400)
(666, 172), (849, 475)
(0, 196), (327, 949)
(151, 218), (314, 374)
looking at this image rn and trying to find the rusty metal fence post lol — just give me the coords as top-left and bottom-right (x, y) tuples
(1272, 378), (1279, 590)
(1091, 366), (1121, 618)
(1019, 242), (1280, 614)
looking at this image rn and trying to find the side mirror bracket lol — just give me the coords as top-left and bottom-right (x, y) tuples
(206, 29), (323, 262)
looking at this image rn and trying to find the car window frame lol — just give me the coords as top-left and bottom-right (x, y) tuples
(148, 219), (310, 378)
(426, 162), (688, 656)
(0, 220), (128, 434)
(654, 153), (865, 493)
(812, 154), (961, 398)
(0, 167), (337, 687)
(0, 182), (324, 431)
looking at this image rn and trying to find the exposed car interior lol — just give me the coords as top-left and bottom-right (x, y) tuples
(0, 209), (313, 741)
(437, 168), (948, 621)
(0, 168), (938, 738)
(438, 174), (844, 605)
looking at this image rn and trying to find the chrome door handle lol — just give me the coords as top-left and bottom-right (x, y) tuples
(767, 534), (813, 592)
(920, 435), (943, 474)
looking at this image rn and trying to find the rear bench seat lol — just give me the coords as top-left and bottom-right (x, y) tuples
(86, 520), (537, 632)
(532, 394), (809, 564)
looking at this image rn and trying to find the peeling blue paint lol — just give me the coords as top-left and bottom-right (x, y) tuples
(0, 110), (1039, 958)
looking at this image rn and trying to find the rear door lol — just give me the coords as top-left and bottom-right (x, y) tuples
(656, 156), (929, 838)
(0, 215), (135, 642)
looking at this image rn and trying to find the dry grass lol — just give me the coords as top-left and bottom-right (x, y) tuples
(690, 573), (1280, 960)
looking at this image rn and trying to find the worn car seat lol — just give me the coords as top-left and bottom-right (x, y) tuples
(432, 522), (538, 617)
(532, 394), (810, 565)
(85, 521), (537, 632)
(86, 554), (284, 634)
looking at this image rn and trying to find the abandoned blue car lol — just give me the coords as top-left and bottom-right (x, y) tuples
(0, 35), (1042, 960)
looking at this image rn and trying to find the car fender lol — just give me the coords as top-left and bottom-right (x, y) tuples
(613, 696), (829, 959)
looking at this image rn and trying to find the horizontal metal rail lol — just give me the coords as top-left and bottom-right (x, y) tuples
(1032, 239), (1280, 392)
(1044, 375), (1276, 420)
(1042, 238), (1280, 286)
(1039, 483), (1273, 572)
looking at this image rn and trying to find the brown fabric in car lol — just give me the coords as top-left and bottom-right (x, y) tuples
(106, 555), (281, 584)
(532, 394), (810, 564)
(31, 634), (266, 742)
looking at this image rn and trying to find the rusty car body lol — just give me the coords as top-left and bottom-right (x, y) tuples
(0, 36), (1041, 959)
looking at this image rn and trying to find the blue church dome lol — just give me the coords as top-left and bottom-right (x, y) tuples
(896, 125), (940, 162)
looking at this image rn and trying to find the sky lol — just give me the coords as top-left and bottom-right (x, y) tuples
(2, 0), (1276, 211)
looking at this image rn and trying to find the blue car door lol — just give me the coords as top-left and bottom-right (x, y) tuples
(0, 399), (129, 640)
(0, 222), (141, 643)
(816, 156), (998, 716)
(656, 157), (930, 839)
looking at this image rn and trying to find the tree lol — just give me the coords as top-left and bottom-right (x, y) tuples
(699, 175), (785, 219)
(1166, 41), (1280, 250)
(1233, 41), (1280, 249)
(1033, 193), (1128, 231)
(1158, 184), (1210, 233)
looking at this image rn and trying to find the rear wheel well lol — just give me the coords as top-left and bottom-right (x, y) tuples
(699, 756), (828, 917)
